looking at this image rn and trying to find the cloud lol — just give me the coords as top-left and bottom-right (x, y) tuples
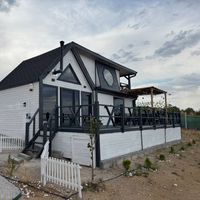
(112, 48), (142, 63)
(154, 30), (200, 57)
(127, 23), (140, 30)
(0, 0), (18, 12)
(191, 48), (200, 56)
(143, 40), (150, 45)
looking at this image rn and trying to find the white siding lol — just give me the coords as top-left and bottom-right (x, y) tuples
(100, 131), (141, 160)
(166, 127), (181, 142)
(80, 54), (96, 83)
(142, 129), (165, 149)
(52, 132), (93, 166)
(0, 83), (39, 138)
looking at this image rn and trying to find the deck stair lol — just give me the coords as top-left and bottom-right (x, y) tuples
(22, 108), (58, 158)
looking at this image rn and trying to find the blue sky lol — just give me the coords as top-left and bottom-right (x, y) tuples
(0, 0), (200, 109)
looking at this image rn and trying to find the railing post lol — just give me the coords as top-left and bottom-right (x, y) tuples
(33, 118), (36, 137)
(43, 122), (47, 145)
(94, 101), (101, 168)
(121, 104), (125, 133)
(49, 118), (53, 157)
(55, 107), (58, 131)
(25, 123), (30, 147)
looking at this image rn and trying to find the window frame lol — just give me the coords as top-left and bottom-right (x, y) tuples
(58, 64), (81, 85)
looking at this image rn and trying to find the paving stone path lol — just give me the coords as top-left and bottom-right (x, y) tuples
(0, 175), (21, 200)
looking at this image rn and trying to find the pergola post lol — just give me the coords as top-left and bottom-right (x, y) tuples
(164, 92), (167, 108)
(150, 88), (154, 108)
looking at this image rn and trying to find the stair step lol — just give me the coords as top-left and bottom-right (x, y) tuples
(38, 134), (50, 137)
(34, 142), (44, 145)
(17, 153), (32, 161)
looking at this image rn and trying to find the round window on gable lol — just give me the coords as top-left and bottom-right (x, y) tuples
(103, 68), (114, 86)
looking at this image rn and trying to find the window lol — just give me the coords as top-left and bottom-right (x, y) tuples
(43, 85), (57, 121)
(96, 62), (119, 91)
(103, 69), (114, 86)
(114, 97), (124, 125)
(58, 64), (81, 85)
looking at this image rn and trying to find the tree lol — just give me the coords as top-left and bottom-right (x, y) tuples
(86, 117), (102, 181)
(184, 107), (195, 115)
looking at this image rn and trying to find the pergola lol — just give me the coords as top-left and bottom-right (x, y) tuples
(122, 86), (167, 108)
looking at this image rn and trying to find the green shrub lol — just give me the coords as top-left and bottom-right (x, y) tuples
(123, 160), (131, 173)
(144, 158), (152, 169)
(192, 139), (196, 144)
(159, 154), (166, 161)
(180, 146), (185, 151)
(169, 146), (175, 154)
(187, 142), (192, 147)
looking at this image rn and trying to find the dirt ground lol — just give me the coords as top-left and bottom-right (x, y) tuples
(84, 129), (200, 200)
(0, 129), (200, 200)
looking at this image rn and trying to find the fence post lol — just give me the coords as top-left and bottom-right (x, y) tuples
(121, 104), (125, 133)
(25, 122), (30, 147)
(184, 112), (187, 129)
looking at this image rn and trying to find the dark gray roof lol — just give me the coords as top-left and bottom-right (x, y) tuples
(0, 42), (137, 91)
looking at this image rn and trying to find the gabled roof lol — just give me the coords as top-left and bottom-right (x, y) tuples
(0, 41), (137, 91)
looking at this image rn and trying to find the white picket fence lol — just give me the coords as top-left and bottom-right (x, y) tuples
(0, 135), (25, 152)
(41, 140), (82, 198)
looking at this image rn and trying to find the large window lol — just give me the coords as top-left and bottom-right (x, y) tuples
(114, 97), (124, 125)
(96, 62), (119, 91)
(60, 88), (80, 127)
(58, 64), (81, 85)
(81, 92), (92, 123)
(43, 85), (57, 121)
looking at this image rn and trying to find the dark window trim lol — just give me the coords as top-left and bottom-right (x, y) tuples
(42, 84), (58, 120)
(96, 61), (120, 92)
(60, 87), (80, 108)
(58, 63), (81, 85)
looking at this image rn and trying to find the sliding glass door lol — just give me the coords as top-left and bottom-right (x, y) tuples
(60, 88), (80, 127)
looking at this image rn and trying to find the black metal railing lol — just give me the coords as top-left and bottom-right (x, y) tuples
(54, 102), (181, 133)
(25, 108), (40, 147)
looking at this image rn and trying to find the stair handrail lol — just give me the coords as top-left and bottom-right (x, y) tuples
(43, 107), (58, 156)
(25, 108), (39, 147)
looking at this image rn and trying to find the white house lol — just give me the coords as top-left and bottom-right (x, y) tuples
(0, 41), (181, 167)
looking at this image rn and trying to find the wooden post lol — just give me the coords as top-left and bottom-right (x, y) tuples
(43, 122), (47, 145)
(150, 88), (154, 108)
(153, 108), (156, 129)
(94, 101), (101, 168)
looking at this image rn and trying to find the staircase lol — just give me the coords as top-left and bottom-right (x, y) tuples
(22, 108), (58, 158)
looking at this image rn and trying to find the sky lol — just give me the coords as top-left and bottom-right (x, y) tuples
(0, 0), (200, 110)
